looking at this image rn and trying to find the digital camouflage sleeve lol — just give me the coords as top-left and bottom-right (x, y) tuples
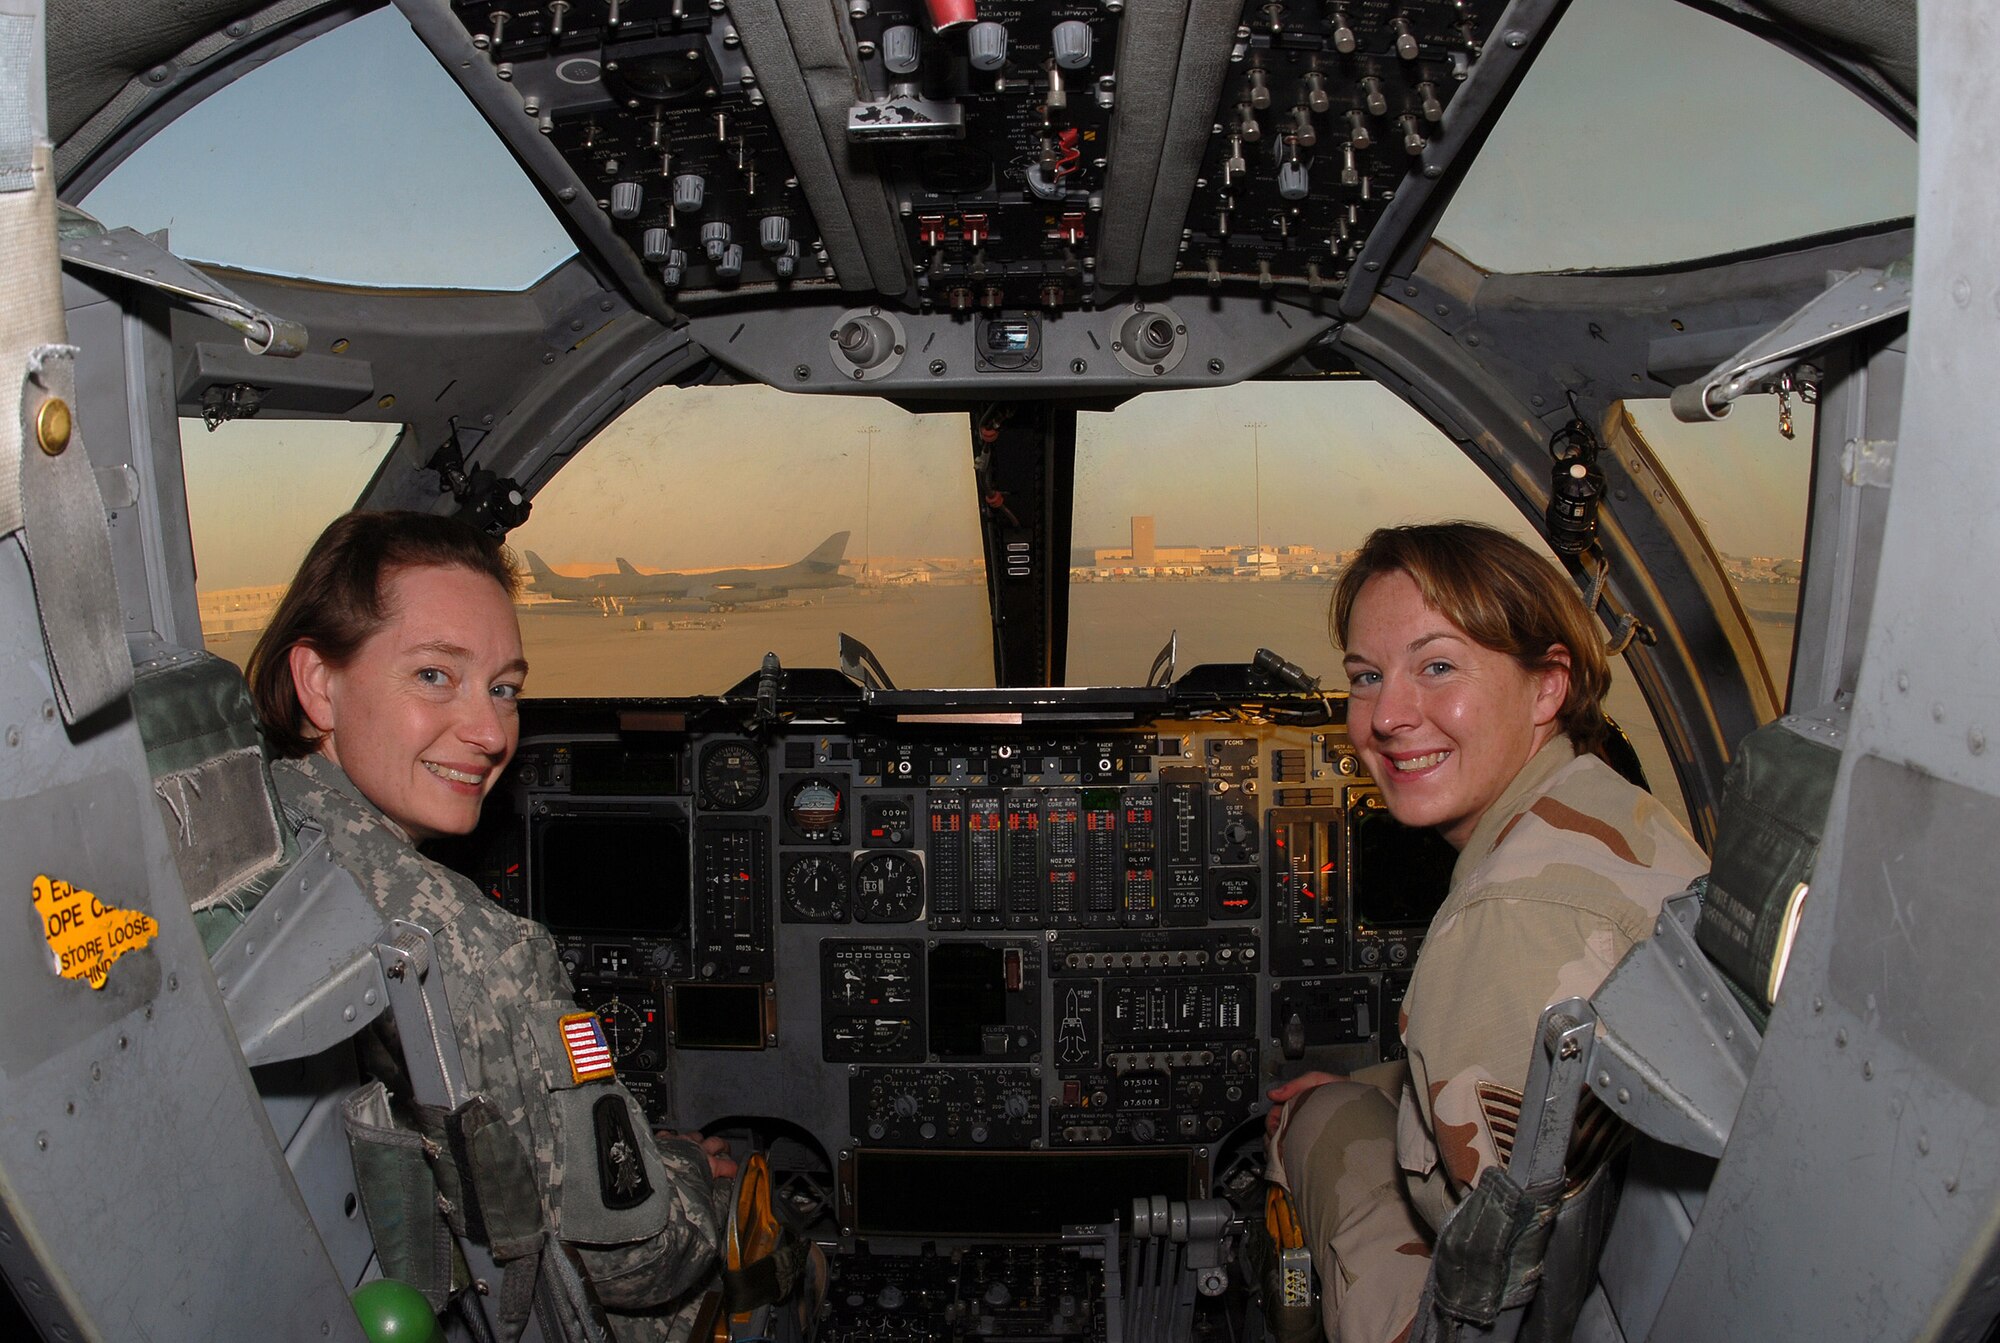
(273, 754), (723, 1338)
(1394, 739), (1709, 1231)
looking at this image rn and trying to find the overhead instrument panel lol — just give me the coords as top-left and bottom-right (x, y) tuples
(845, 1), (1122, 314)
(1181, 0), (1499, 294)
(449, 0), (831, 296)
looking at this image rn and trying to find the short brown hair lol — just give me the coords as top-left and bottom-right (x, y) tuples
(1330, 522), (1610, 753)
(247, 511), (520, 758)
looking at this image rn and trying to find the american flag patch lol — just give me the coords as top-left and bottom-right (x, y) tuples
(559, 1012), (616, 1084)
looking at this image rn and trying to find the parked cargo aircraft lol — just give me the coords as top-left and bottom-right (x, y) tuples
(522, 532), (853, 609)
(3, 0), (1994, 1341)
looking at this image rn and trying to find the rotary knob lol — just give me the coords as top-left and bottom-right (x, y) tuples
(609, 181), (643, 219)
(892, 1093), (920, 1119)
(882, 25), (920, 74)
(641, 227), (672, 262)
(1052, 20), (1091, 69)
(967, 21), (1008, 71)
(672, 173), (706, 213)
(700, 221), (732, 262)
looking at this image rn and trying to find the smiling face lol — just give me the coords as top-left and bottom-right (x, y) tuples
(290, 564), (527, 840)
(1342, 569), (1570, 850)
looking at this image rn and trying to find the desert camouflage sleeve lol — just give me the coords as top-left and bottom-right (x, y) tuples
(1399, 893), (1636, 1199)
(1398, 754), (1707, 1215)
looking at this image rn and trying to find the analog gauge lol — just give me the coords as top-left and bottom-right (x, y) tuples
(700, 742), (766, 810)
(853, 851), (924, 923)
(785, 776), (845, 842)
(782, 854), (850, 923)
(571, 986), (667, 1073)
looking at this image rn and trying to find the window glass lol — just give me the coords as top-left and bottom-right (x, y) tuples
(191, 419), (402, 657)
(1623, 398), (1811, 705)
(1435, 0), (1914, 272)
(509, 385), (990, 695)
(80, 7), (576, 290)
(1073, 380), (1691, 827)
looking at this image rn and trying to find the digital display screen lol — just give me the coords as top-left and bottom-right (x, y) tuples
(672, 983), (766, 1050)
(534, 811), (689, 936)
(985, 320), (1033, 354)
(569, 742), (682, 796)
(853, 1150), (1198, 1237)
(1351, 803), (1456, 930)
(928, 943), (1005, 1057)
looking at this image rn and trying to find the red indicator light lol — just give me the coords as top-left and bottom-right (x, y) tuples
(505, 863), (521, 875)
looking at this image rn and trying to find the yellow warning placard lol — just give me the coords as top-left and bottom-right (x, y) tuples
(32, 874), (158, 990)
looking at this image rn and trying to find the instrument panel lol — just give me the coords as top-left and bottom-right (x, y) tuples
(469, 699), (1456, 1237)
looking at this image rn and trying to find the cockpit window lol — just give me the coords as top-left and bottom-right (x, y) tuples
(509, 384), (992, 695)
(1622, 397), (1809, 707)
(79, 7), (576, 290)
(1433, 0), (1914, 273)
(1071, 379), (1690, 827)
(190, 418), (402, 654)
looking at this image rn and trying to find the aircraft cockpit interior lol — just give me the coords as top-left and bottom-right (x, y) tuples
(12, 0), (2000, 1340)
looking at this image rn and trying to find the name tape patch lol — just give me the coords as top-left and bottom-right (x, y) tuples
(560, 1012), (617, 1084)
(32, 874), (159, 990)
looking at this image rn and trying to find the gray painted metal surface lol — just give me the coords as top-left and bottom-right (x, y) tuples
(1587, 891), (1759, 1159)
(1668, 264), (1911, 423)
(64, 270), (203, 651)
(684, 293), (1336, 399)
(1651, 4), (2000, 1337)
(0, 536), (365, 1342)
(1790, 336), (1902, 709)
(60, 221), (308, 356)
(213, 824), (392, 1068)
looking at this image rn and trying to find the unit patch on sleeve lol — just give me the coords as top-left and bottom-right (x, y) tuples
(559, 1011), (617, 1084)
(592, 1093), (655, 1210)
(32, 874), (159, 990)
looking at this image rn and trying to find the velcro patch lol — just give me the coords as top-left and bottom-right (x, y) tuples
(593, 1094), (655, 1210)
(559, 1012), (616, 1084)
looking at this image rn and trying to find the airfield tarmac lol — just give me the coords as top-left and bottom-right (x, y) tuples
(207, 577), (1799, 829)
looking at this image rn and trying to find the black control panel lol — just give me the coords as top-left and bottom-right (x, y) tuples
(472, 701), (1454, 1232)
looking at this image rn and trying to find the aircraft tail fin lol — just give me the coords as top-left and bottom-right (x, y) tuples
(616, 557), (641, 577)
(523, 551), (558, 581)
(804, 531), (851, 569)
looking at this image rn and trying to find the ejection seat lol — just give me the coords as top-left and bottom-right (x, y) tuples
(1403, 707), (1845, 1343)
(132, 648), (611, 1342)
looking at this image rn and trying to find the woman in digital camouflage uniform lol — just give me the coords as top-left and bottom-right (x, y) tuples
(248, 511), (730, 1342)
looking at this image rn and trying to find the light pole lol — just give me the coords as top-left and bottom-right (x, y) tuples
(859, 424), (879, 580)
(1244, 421), (1268, 566)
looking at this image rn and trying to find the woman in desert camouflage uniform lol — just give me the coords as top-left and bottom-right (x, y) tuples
(1264, 522), (1707, 1343)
